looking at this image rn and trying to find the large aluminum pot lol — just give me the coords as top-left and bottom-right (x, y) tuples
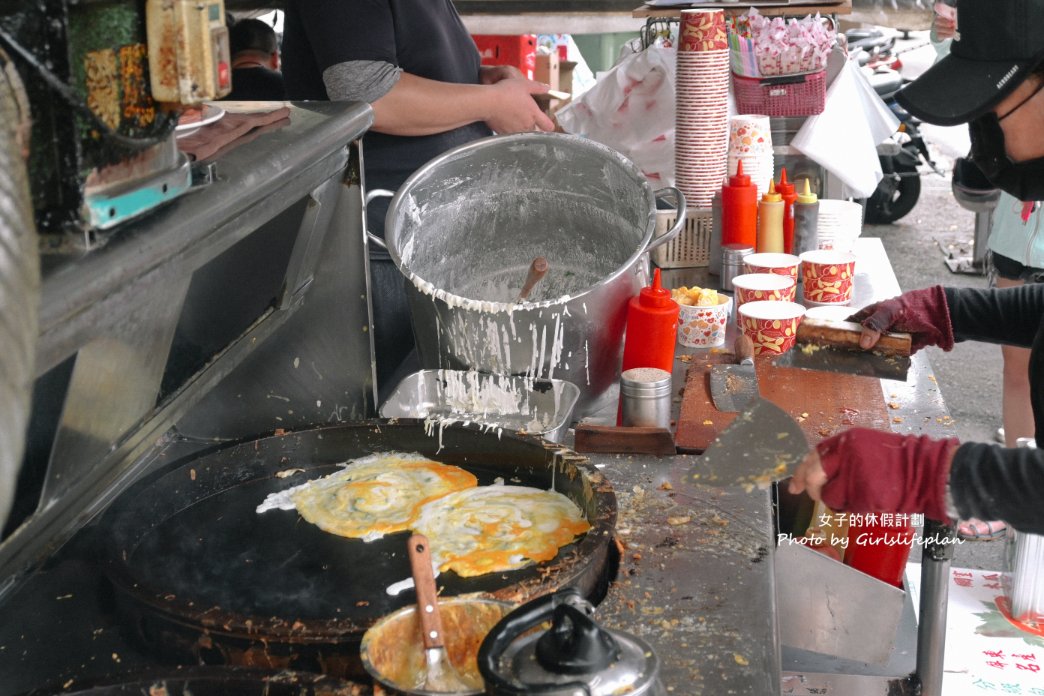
(375, 133), (685, 416)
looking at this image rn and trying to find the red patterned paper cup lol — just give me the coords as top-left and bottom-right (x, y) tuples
(678, 295), (732, 348)
(738, 301), (806, 355)
(679, 9), (727, 52)
(732, 273), (797, 307)
(801, 250), (857, 305)
(743, 252), (800, 283)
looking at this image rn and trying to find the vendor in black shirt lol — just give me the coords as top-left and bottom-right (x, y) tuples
(223, 18), (287, 101)
(790, 0), (1044, 535)
(281, 0), (554, 390)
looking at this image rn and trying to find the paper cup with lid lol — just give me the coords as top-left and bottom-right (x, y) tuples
(743, 252), (800, 282)
(738, 301), (806, 355)
(804, 305), (856, 322)
(731, 272), (797, 307)
(801, 250), (857, 305)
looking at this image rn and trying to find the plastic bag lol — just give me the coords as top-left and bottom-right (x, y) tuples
(555, 45), (676, 186)
(791, 60), (899, 198)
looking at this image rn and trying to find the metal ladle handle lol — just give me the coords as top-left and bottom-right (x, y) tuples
(516, 256), (550, 303)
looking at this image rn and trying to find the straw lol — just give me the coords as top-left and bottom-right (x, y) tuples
(1007, 529), (1044, 622)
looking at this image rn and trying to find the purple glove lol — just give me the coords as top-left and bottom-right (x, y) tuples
(847, 286), (955, 353)
(817, 428), (959, 523)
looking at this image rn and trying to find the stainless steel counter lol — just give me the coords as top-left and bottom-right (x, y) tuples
(578, 238), (957, 695)
(1, 101), (375, 602)
(0, 197), (956, 696)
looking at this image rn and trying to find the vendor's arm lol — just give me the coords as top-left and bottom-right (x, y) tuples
(291, 0), (552, 136)
(790, 430), (1044, 535)
(950, 443), (1044, 535)
(943, 283), (1043, 347)
(789, 429), (958, 522)
(850, 283), (1043, 351)
(362, 71), (554, 136)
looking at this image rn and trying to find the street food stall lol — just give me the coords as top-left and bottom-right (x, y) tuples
(0, 2), (964, 696)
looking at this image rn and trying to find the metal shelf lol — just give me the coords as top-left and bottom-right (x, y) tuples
(633, 0), (852, 18)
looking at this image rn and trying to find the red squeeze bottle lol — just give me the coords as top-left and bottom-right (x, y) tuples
(721, 160), (758, 247)
(777, 167), (798, 254)
(618, 268), (679, 425)
(621, 268), (679, 374)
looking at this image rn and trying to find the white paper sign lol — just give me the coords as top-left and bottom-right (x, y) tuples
(907, 563), (1044, 694)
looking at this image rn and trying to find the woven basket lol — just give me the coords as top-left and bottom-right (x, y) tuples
(732, 70), (826, 118)
(651, 208), (712, 269)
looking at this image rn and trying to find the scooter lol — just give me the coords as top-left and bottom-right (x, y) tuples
(864, 67), (940, 224)
(844, 27), (939, 224)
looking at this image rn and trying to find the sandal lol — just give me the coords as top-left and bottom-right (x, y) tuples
(958, 518), (1008, 541)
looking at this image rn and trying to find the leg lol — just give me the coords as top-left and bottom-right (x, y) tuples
(957, 265), (1028, 540)
(997, 274), (1034, 446)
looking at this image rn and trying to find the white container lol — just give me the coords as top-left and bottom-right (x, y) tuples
(677, 295), (732, 348)
(816, 199), (863, 253)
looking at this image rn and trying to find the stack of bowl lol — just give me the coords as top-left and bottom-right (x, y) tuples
(816, 200), (863, 253)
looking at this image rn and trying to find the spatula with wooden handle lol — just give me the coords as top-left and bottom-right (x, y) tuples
(774, 319), (912, 381)
(408, 534), (470, 692)
(515, 257), (549, 303)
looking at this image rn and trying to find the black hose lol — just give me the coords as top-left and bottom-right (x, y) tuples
(0, 25), (177, 151)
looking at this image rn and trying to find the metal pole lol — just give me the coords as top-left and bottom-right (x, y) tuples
(916, 519), (957, 696)
(971, 209), (994, 267)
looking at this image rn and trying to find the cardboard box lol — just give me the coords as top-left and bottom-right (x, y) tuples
(534, 52), (560, 92)
(559, 60), (577, 98)
(472, 35), (537, 80)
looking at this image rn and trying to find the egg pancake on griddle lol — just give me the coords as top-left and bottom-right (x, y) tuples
(411, 485), (590, 577)
(259, 453), (477, 541)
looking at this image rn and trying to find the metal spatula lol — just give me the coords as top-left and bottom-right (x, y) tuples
(694, 397), (809, 490)
(408, 534), (470, 692)
(709, 335), (759, 413)
(774, 319), (912, 381)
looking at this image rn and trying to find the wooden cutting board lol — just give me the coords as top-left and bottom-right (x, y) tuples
(675, 350), (893, 452)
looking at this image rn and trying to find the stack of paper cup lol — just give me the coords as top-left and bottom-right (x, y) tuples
(727, 115), (775, 199)
(816, 200), (864, 253)
(675, 9), (730, 208)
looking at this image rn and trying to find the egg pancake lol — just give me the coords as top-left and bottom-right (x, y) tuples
(269, 454), (478, 540)
(411, 485), (590, 577)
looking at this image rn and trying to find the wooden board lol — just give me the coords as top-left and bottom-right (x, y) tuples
(675, 350), (892, 452)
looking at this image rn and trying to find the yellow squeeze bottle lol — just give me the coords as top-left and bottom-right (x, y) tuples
(757, 179), (784, 253)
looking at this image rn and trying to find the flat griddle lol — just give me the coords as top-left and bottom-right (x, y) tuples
(20, 666), (366, 696)
(102, 421), (615, 677)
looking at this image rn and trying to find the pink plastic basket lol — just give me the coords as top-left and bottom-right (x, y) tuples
(732, 70), (826, 117)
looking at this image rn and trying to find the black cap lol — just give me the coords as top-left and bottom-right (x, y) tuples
(896, 0), (1044, 126)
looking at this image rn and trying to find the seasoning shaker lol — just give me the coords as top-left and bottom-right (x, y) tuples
(721, 243), (754, 292)
(620, 367), (673, 429)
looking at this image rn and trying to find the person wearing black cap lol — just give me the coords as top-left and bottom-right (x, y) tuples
(790, 0), (1044, 535)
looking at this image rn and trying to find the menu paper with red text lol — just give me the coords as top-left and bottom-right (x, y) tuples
(906, 563), (1044, 694)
